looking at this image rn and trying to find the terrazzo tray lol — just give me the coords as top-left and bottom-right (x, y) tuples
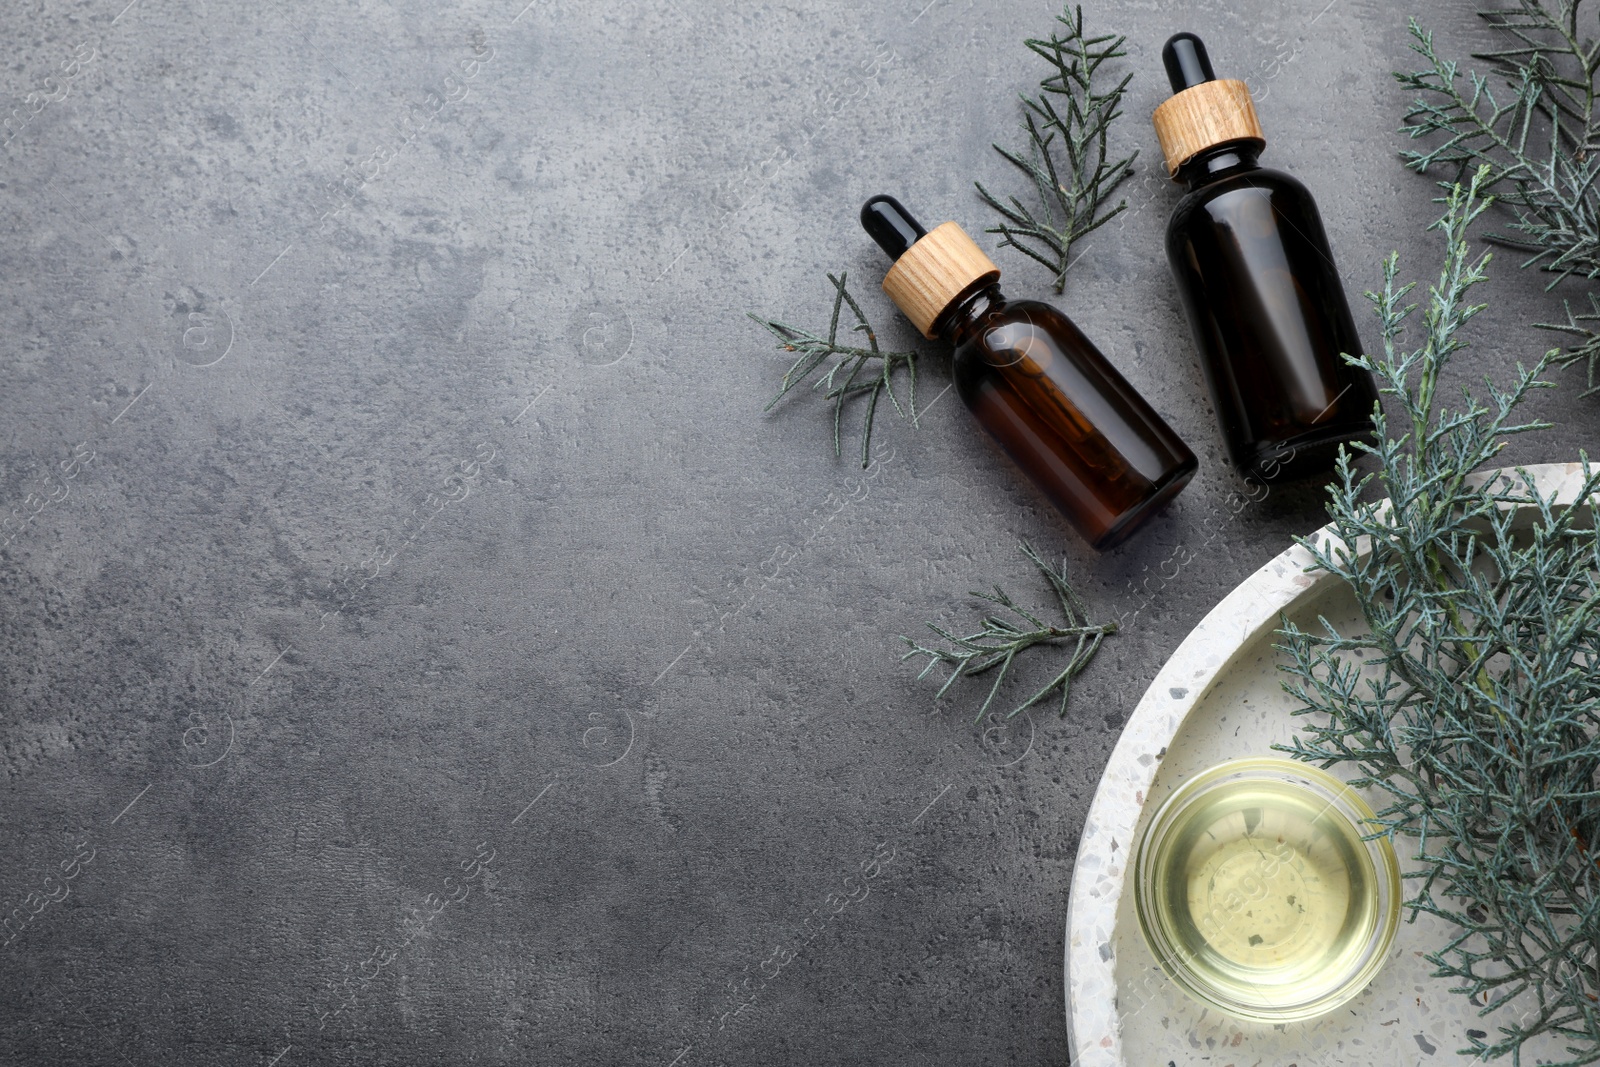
(1064, 463), (1594, 1067)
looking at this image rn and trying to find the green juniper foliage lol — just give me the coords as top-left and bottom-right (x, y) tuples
(753, 271), (919, 469)
(903, 541), (1117, 722)
(1277, 170), (1600, 1065)
(1398, 3), (1600, 393)
(975, 4), (1136, 294)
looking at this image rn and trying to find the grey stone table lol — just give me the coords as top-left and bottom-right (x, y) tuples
(0, 0), (1590, 1064)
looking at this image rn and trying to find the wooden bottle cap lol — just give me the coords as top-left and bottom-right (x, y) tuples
(1151, 79), (1264, 178)
(881, 221), (1000, 340)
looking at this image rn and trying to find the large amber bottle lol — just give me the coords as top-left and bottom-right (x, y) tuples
(1154, 33), (1378, 482)
(862, 195), (1196, 550)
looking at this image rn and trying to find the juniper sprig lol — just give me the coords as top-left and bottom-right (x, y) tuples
(975, 4), (1136, 294)
(753, 271), (919, 469)
(902, 541), (1117, 723)
(1397, 4), (1600, 393)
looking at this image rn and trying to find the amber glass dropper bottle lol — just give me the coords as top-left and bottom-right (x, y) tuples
(862, 195), (1197, 551)
(1154, 33), (1378, 483)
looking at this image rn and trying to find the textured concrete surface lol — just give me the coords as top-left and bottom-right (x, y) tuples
(0, 1), (1592, 1064)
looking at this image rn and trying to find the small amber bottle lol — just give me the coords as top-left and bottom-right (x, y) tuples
(1153, 33), (1378, 483)
(862, 195), (1197, 551)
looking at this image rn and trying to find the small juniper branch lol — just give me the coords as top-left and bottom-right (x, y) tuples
(753, 271), (920, 468)
(1396, 7), (1600, 390)
(1538, 291), (1600, 395)
(902, 541), (1117, 722)
(975, 4), (1136, 293)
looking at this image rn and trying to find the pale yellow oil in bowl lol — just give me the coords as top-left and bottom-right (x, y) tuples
(1134, 758), (1400, 1022)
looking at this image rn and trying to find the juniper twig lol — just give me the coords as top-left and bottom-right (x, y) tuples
(1541, 291), (1600, 395)
(975, 4), (1136, 293)
(902, 541), (1117, 723)
(753, 271), (920, 468)
(1398, 5), (1600, 393)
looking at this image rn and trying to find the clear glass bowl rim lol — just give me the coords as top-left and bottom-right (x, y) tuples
(1131, 755), (1403, 1023)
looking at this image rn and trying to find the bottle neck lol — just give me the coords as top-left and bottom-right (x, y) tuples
(1176, 141), (1262, 190)
(934, 281), (1006, 347)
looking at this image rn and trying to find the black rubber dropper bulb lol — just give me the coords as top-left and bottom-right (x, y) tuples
(860, 195), (927, 261)
(1162, 32), (1215, 93)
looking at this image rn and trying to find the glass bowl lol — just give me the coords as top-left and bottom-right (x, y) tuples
(1132, 756), (1401, 1023)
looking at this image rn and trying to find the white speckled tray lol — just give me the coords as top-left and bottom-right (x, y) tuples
(1065, 463), (1594, 1067)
